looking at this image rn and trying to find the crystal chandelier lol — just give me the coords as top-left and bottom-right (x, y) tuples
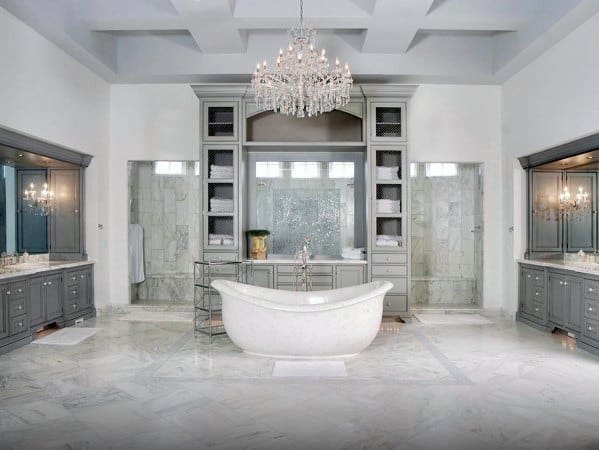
(559, 185), (590, 217)
(23, 182), (54, 216)
(251, 0), (353, 118)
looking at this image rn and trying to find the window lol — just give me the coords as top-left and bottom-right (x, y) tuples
(256, 161), (282, 178)
(410, 163), (418, 178)
(291, 162), (320, 178)
(194, 161), (200, 176)
(328, 162), (354, 179)
(425, 163), (457, 177)
(154, 161), (186, 175)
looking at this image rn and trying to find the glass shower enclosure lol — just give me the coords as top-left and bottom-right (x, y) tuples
(410, 163), (484, 307)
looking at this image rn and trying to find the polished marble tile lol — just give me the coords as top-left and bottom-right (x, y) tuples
(0, 314), (599, 449)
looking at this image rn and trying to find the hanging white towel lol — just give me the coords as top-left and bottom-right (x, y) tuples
(129, 224), (145, 283)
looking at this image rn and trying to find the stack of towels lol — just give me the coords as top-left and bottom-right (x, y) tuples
(341, 247), (364, 260)
(210, 197), (233, 213)
(376, 166), (399, 180)
(376, 235), (402, 247)
(208, 234), (235, 246)
(376, 199), (401, 214)
(210, 165), (233, 179)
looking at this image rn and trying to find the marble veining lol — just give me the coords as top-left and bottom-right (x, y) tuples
(0, 313), (598, 449)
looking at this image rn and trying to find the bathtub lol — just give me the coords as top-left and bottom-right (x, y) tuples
(210, 280), (393, 358)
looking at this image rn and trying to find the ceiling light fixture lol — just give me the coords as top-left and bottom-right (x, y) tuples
(251, 0), (353, 118)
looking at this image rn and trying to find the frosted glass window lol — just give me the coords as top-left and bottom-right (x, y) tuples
(410, 163), (418, 178)
(425, 163), (457, 177)
(291, 162), (320, 178)
(154, 161), (185, 175)
(194, 161), (200, 176)
(256, 161), (282, 178)
(329, 162), (354, 178)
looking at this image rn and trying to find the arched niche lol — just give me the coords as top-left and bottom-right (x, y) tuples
(245, 109), (363, 142)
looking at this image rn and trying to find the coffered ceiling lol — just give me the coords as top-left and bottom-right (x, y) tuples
(1, 0), (597, 83)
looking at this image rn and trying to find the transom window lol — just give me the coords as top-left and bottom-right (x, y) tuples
(256, 161), (282, 178)
(328, 162), (355, 179)
(425, 163), (457, 177)
(154, 161), (186, 176)
(291, 162), (320, 179)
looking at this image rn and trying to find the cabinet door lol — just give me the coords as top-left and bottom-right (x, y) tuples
(565, 172), (596, 252)
(531, 172), (563, 252)
(566, 276), (582, 332)
(49, 169), (80, 253)
(548, 273), (566, 325)
(369, 102), (406, 142)
(203, 102), (238, 142)
(0, 288), (8, 339)
(335, 266), (365, 288)
(29, 276), (45, 327)
(523, 272), (536, 315)
(45, 274), (63, 321)
(79, 270), (92, 308)
(252, 266), (274, 288)
(16, 169), (48, 253)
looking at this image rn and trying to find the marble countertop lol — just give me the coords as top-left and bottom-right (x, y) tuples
(0, 259), (95, 281)
(250, 258), (367, 265)
(517, 258), (599, 276)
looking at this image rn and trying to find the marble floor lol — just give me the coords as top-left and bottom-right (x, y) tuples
(1, 314), (599, 450)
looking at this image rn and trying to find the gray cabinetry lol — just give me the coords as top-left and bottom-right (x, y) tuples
(29, 272), (63, 329)
(548, 272), (568, 325)
(566, 278), (582, 332)
(565, 172), (596, 252)
(49, 169), (82, 255)
(335, 265), (365, 288)
(530, 171), (563, 252)
(16, 169), (48, 253)
(0, 287), (8, 340)
(64, 268), (92, 317)
(252, 265), (274, 289)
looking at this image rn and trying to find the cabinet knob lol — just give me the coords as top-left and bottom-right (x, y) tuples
(527, 275), (531, 278)
(17, 321), (22, 327)
(48, 281), (52, 285)
(535, 276), (539, 280)
(564, 282), (568, 286)
(559, 281), (563, 285)
(72, 290), (77, 295)
(80, 274), (85, 279)
(589, 326), (594, 331)
(17, 288), (22, 293)
(17, 305), (23, 310)
(589, 288), (594, 292)
(589, 307), (594, 312)
(386, 256), (391, 261)
(535, 292), (539, 296)
(43, 282), (47, 287)
(6, 291), (10, 295)
(72, 304), (77, 309)
(71, 276), (77, 281)
(535, 308), (540, 312)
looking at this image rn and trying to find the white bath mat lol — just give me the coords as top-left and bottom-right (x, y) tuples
(33, 327), (98, 346)
(272, 361), (347, 377)
(119, 311), (193, 323)
(413, 313), (492, 325)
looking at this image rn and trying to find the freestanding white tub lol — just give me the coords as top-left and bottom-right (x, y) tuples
(210, 280), (393, 358)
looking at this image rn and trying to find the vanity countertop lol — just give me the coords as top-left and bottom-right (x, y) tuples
(250, 258), (367, 265)
(517, 258), (599, 276)
(0, 259), (95, 281)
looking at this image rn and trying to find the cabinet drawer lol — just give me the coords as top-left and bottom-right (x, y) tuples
(67, 286), (80, 300)
(65, 300), (82, 315)
(277, 275), (333, 285)
(372, 277), (407, 294)
(10, 316), (29, 336)
(583, 279), (599, 299)
(583, 317), (599, 341)
(531, 286), (545, 301)
(277, 265), (333, 275)
(372, 265), (407, 276)
(531, 301), (546, 319)
(523, 268), (545, 287)
(203, 253), (239, 262)
(9, 298), (27, 317)
(584, 298), (599, 319)
(383, 295), (408, 313)
(372, 253), (407, 264)
(66, 271), (86, 286)
(204, 264), (238, 275)
(7, 282), (26, 299)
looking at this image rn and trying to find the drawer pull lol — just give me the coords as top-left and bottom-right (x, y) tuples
(564, 282), (568, 286)
(6, 291), (10, 295)
(80, 274), (85, 279)
(535, 292), (539, 296)
(17, 321), (22, 327)
(559, 281), (563, 285)
(386, 256), (391, 261)
(48, 281), (52, 286)
(43, 282), (47, 287)
(535, 276), (539, 280)
(72, 290), (77, 295)
(589, 326), (594, 331)
(17, 288), (22, 293)
(72, 304), (77, 309)
(589, 288), (594, 292)
(71, 276), (77, 281)
(527, 275), (531, 278)
(17, 305), (23, 310)
(590, 307), (594, 312)
(534, 307), (540, 312)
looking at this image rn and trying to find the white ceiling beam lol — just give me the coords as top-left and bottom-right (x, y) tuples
(170, 0), (246, 53)
(85, 17), (186, 32)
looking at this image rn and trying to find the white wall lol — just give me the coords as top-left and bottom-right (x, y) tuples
(409, 85), (503, 309)
(108, 84), (199, 305)
(0, 7), (110, 307)
(502, 11), (599, 315)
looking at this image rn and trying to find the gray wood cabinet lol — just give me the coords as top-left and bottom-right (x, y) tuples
(565, 172), (597, 252)
(17, 169), (48, 253)
(253, 266), (274, 288)
(0, 288), (8, 340)
(335, 265), (365, 288)
(49, 169), (81, 254)
(530, 171), (563, 252)
(548, 272), (568, 325)
(65, 268), (92, 317)
(29, 273), (63, 328)
(566, 278), (582, 332)
(29, 276), (45, 327)
(46, 274), (63, 320)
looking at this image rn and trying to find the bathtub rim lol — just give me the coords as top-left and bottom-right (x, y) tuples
(211, 280), (392, 313)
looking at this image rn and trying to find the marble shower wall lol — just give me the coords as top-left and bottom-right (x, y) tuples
(410, 163), (483, 305)
(128, 161), (200, 303)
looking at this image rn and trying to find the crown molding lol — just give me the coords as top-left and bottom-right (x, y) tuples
(0, 126), (93, 167)
(191, 84), (249, 98)
(359, 84), (419, 98)
(518, 131), (599, 169)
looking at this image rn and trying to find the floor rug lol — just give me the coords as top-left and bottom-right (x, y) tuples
(413, 313), (492, 325)
(272, 361), (348, 377)
(33, 327), (98, 346)
(119, 311), (193, 323)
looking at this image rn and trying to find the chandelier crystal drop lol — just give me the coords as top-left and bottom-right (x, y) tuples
(559, 185), (590, 218)
(251, 0), (353, 118)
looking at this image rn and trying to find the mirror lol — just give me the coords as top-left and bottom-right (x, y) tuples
(0, 145), (79, 255)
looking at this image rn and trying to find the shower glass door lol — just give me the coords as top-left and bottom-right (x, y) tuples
(410, 163), (484, 307)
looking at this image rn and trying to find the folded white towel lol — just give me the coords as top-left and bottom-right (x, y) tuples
(376, 166), (399, 180)
(222, 238), (234, 245)
(377, 199), (401, 213)
(376, 240), (399, 247)
(210, 165), (234, 179)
